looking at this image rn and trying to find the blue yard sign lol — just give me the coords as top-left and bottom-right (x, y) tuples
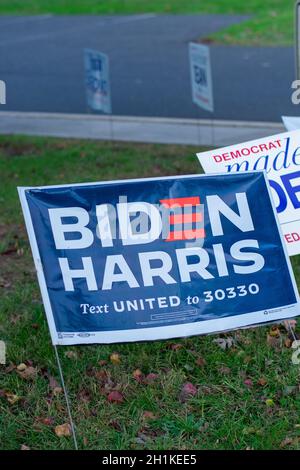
(84, 48), (111, 114)
(18, 172), (299, 345)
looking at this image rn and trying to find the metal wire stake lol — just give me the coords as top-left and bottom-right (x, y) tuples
(286, 320), (298, 343)
(109, 112), (114, 142)
(54, 345), (79, 450)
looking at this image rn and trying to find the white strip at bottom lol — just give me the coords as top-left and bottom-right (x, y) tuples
(0, 111), (284, 147)
(55, 303), (299, 345)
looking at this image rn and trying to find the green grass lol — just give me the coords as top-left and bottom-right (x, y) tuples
(0, 0), (296, 45)
(0, 135), (300, 450)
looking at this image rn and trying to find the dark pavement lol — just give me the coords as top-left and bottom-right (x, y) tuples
(0, 14), (298, 122)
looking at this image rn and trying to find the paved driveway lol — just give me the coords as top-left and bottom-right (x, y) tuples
(0, 14), (297, 121)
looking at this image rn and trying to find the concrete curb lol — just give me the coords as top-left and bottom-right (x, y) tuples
(0, 111), (285, 147)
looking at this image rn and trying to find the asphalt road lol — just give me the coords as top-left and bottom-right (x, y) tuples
(0, 14), (298, 122)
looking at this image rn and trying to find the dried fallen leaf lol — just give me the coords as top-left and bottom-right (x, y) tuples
(285, 338), (292, 348)
(257, 377), (267, 387)
(0, 279), (11, 289)
(98, 360), (107, 366)
(265, 398), (275, 407)
(280, 437), (294, 448)
(6, 393), (21, 405)
(53, 386), (63, 396)
(110, 353), (121, 365)
(47, 374), (62, 395)
(169, 343), (183, 351)
(267, 334), (281, 350)
(179, 382), (197, 402)
(10, 314), (22, 325)
(48, 374), (59, 389)
(17, 366), (37, 381)
(109, 420), (122, 431)
(243, 356), (252, 364)
(77, 388), (91, 403)
(244, 379), (253, 388)
(33, 416), (55, 431)
(41, 417), (54, 426)
(195, 357), (206, 367)
(144, 373), (158, 384)
(54, 423), (71, 437)
(142, 411), (157, 420)
(64, 350), (77, 359)
(5, 363), (16, 373)
(219, 366), (231, 375)
(20, 444), (30, 450)
(107, 390), (124, 403)
(94, 369), (109, 381)
(95, 370), (115, 393)
(132, 369), (143, 382)
(269, 326), (280, 337)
